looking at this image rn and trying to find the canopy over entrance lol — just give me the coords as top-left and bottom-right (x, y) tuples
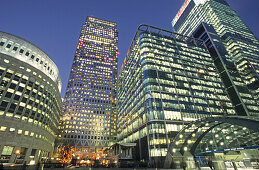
(164, 116), (259, 168)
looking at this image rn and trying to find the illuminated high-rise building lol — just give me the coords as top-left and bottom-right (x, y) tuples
(117, 25), (236, 167)
(59, 17), (118, 156)
(0, 32), (62, 164)
(172, 0), (259, 116)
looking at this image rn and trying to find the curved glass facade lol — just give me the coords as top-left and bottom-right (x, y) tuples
(117, 25), (236, 167)
(0, 32), (62, 164)
(165, 116), (259, 169)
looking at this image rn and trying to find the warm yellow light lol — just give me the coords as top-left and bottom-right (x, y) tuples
(29, 160), (35, 165)
(198, 69), (205, 74)
(15, 149), (20, 155)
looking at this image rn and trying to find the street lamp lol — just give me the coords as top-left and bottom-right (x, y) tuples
(14, 149), (21, 164)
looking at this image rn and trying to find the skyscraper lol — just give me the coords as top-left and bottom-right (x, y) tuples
(172, 0), (259, 116)
(59, 17), (118, 158)
(117, 24), (236, 167)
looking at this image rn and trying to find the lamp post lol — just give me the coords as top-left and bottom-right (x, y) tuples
(14, 149), (21, 164)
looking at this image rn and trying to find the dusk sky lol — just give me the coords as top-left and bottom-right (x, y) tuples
(1, 0), (259, 97)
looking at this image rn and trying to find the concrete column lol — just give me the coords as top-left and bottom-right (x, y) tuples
(0, 145), (4, 156)
(212, 153), (226, 170)
(34, 149), (40, 162)
(24, 147), (32, 163)
(172, 159), (181, 169)
(241, 150), (254, 168)
(183, 151), (196, 169)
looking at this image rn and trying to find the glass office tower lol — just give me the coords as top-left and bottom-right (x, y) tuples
(59, 17), (118, 157)
(172, 0), (259, 116)
(117, 25), (235, 167)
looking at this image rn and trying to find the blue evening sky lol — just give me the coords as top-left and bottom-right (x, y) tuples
(1, 0), (258, 97)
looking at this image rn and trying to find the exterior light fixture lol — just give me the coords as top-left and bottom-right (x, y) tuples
(15, 149), (20, 155)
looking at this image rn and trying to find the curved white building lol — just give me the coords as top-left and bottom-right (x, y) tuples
(0, 32), (62, 164)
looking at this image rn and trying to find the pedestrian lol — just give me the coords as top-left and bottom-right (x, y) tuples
(181, 161), (187, 170)
(37, 162), (40, 170)
(22, 161), (27, 170)
(208, 159), (213, 170)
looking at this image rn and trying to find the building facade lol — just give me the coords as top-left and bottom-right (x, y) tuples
(59, 17), (118, 158)
(172, 0), (259, 116)
(117, 25), (236, 167)
(0, 32), (62, 164)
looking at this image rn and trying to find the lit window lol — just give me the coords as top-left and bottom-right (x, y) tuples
(24, 131), (29, 135)
(17, 129), (23, 134)
(9, 128), (15, 132)
(1, 146), (14, 155)
(0, 126), (7, 131)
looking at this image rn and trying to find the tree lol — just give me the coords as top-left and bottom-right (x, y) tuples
(57, 145), (74, 164)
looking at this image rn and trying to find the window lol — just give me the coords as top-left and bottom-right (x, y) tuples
(19, 49), (24, 54)
(5, 92), (12, 98)
(0, 126), (7, 131)
(24, 131), (29, 135)
(0, 101), (8, 108)
(1, 146), (14, 155)
(6, 44), (11, 48)
(0, 42), (4, 46)
(13, 46), (18, 51)
(30, 149), (36, 156)
(25, 51), (30, 56)
(9, 128), (15, 132)
(17, 129), (23, 134)
(30, 132), (34, 137)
